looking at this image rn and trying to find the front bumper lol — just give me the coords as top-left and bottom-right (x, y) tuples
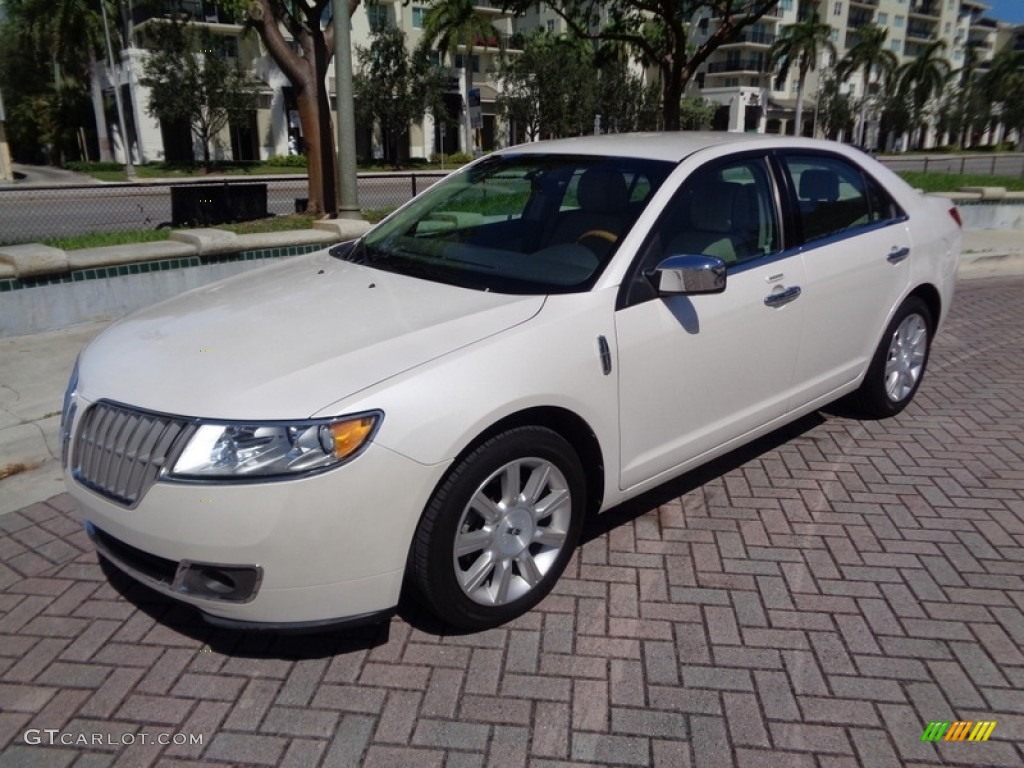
(66, 438), (447, 626)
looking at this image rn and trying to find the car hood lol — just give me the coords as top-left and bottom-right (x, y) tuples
(77, 249), (545, 420)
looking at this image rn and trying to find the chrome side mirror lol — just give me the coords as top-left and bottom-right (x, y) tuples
(652, 254), (727, 296)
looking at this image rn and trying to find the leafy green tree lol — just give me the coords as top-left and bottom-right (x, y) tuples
(936, 46), (988, 149)
(981, 50), (1024, 151)
(496, 32), (593, 140)
(418, 0), (504, 154)
(896, 38), (950, 149)
(877, 80), (912, 151)
(354, 24), (447, 166)
(54, 0), (114, 161)
(595, 52), (662, 133)
(496, 50), (542, 142)
(768, 9), (835, 137)
(0, 0), (112, 164)
(678, 96), (714, 131)
(836, 25), (897, 148)
(497, 31), (660, 140)
(501, 0), (780, 131)
(817, 72), (855, 141)
(140, 18), (258, 170)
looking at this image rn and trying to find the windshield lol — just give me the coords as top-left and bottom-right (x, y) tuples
(343, 153), (674, 294)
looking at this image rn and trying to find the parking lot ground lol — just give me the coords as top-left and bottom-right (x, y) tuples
(1, 275), (1023, 768)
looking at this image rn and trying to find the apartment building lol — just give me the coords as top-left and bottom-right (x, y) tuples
(113, 0), (1017, 164)
(693, 0), (1008, 145)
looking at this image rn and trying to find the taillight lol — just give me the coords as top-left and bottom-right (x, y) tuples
(949, 207), (962, 228)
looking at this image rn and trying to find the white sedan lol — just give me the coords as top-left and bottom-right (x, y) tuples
(61, 133), (961, 631)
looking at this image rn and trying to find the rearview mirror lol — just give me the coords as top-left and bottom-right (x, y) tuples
(651, 254), (727, 296)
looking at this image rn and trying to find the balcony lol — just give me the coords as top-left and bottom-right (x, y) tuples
(479, 32), (522, 49)
(849, 0), (879, 6)
(721, 30), (777, 46)
(909, 2), (940, 19)
(847, 11), (874, 29)
(470, 0), (512, 16)
(707, 59), (767, 74)
(906, 23), (936, 40)
(132, 0), (238, 27)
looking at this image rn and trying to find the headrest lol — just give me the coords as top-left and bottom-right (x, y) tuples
(577, 168), (629, 213)
(689, 181), (738, 234)
(799, 169), (839, 202)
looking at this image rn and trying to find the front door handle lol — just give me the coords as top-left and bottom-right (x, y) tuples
(887, 246), (911, 264)
(764, 285), (801, 308)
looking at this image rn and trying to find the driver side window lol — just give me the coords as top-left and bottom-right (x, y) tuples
(660, 157), (780, 267)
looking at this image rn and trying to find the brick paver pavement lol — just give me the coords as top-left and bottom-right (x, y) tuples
(1, 276), (1023, 768)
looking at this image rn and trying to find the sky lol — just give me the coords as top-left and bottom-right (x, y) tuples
(984, 0), (1024, 24)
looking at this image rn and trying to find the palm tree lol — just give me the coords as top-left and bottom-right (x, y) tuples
(897, 39), (951, 149)
(768, 11), (836, 138)
(836, 25), (897, 149)
(418, 0), (503, 154)
(23, 0), (114, 162)
(56, 0), (115, 163)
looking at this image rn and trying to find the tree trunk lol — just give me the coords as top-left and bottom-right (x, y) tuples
(463, 65), (474, 154)
(312, 28), (337, 216)
(858, 65), (870, 148)
(794, 78), (805, 138)
(660, 58), (682, 132)
(90, 49), (112, 163)
(248, 0), (348, 217)
(296, 86), (327, 215)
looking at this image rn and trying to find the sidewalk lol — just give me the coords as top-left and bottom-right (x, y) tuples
(959, 229), (1024, 278)
(1, 229), (1022, 517)
(0, 321), (108, 516)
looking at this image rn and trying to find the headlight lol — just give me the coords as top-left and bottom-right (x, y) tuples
(169, 412), (381, 480)
(60, 358), (80, 468)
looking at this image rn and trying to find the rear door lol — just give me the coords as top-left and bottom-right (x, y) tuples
(775, 151), (912, 404)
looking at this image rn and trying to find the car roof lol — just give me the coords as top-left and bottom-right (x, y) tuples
(499, 132), (850, 164)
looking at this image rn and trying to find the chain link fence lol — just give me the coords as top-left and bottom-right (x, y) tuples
(0, 172), (448, 246)
(878, 154), (1024, 178)
(3, 157), (1023, 246)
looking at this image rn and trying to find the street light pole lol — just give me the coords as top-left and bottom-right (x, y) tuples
(332, 0), (361, 220)
(100, 0), (136, 180)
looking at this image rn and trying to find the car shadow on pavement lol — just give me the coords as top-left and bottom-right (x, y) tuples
(397, 410), (830, 638)
(581, 410), (828, 545)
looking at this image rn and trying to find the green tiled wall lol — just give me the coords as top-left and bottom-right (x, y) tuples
(0, 244), (323, 293)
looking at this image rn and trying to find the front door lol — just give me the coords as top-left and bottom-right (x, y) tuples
(614, 154), (806, 489)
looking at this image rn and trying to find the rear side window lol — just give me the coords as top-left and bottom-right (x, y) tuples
(780, 154), (902, 244)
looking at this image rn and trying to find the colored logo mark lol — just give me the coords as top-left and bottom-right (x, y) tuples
(921, 721), (997, 742)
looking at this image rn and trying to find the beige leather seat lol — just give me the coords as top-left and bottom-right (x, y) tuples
(549, 168), (629, 257)
(665, 181), (741, 263)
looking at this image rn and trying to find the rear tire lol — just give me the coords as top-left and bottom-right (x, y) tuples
(851, 296), (933, 419)
(409, 426), (585, 630)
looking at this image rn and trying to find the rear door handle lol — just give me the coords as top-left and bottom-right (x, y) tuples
(887, 246), (910, 264)
(764, 286), (801, 308)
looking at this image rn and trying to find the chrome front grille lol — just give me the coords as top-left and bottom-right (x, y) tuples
(72, 402), (194, 507)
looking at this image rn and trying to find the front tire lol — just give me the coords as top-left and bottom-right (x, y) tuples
(409, 426), (585, 630)
(852, 296), (933, 419)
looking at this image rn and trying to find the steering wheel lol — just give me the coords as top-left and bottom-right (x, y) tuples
(576, 229), (619, 246)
